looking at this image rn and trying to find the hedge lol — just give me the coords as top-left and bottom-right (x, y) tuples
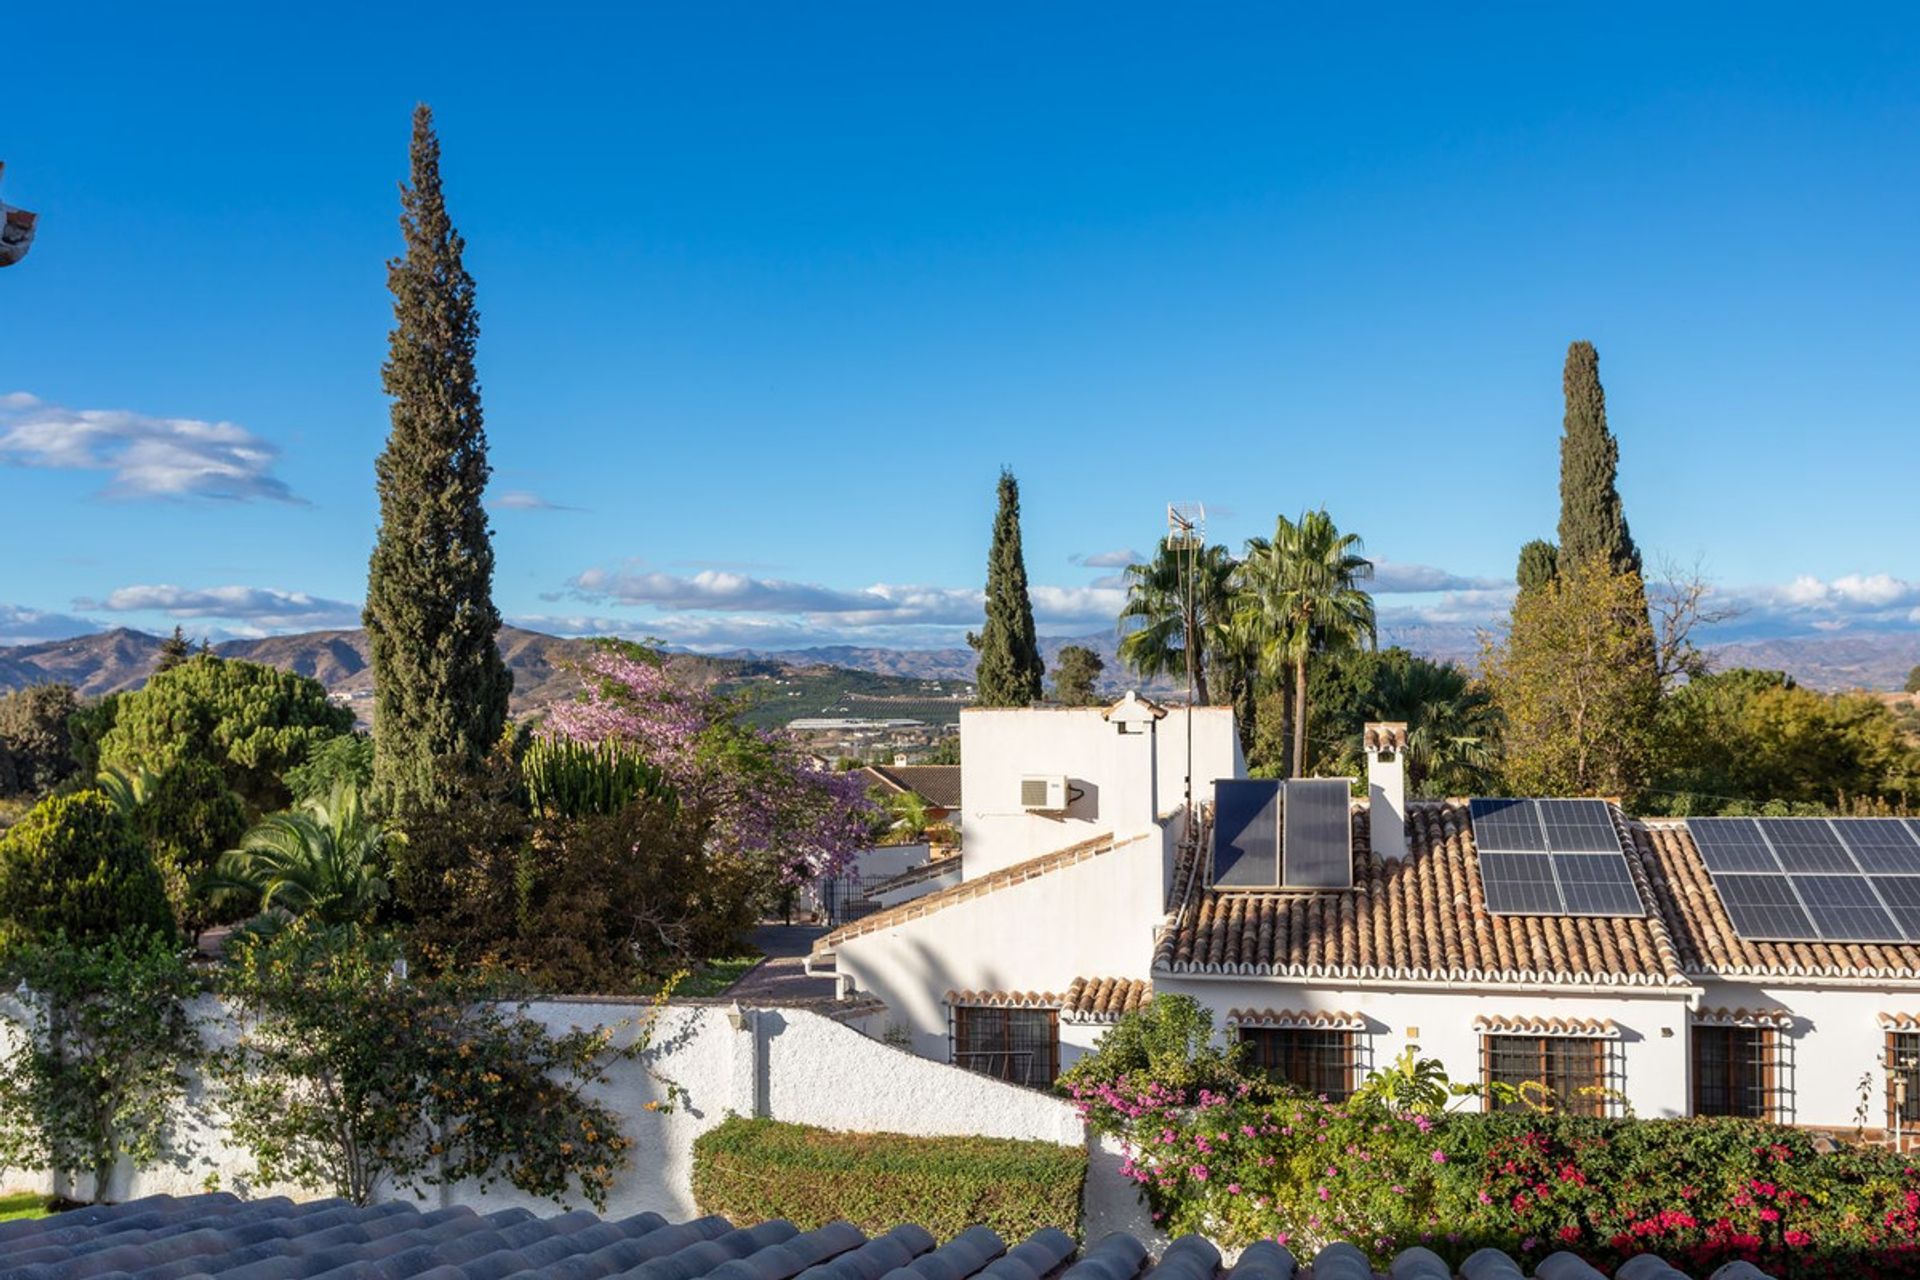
(691, 1116), (1086, 1242)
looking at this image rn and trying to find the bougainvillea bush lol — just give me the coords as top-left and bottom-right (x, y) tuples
(1076, 1072), (1920, 1277)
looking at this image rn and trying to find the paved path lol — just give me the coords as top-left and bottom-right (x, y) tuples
(723, 922), (841, 1004)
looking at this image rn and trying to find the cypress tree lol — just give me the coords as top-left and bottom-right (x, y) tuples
(1515, 539), (1559, 593)
(967, 469), (1044, 707)
(1557, 341), (1642, 576)
(365, 105), (511, 816)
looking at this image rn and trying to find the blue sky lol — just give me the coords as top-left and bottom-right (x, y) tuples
(4, 4), (1919, 652)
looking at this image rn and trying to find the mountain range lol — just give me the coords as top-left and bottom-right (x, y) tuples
(0, 624), (1915, 713)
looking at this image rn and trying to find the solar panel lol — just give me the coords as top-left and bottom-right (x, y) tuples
(1551, 852), (1646, 915)
(1478, 852), (1563, 914)
(1835, 819), (1920, 874)
(1469, 797), (1643, 918)
(1792, 874), (1901, 941)
(1535, 799), (1620, 852)
(1468, 798), (1548, 852)
(1281, 778), (1352, 889)
(1873, 877), (1920, 938)
(1213, 779), (1280, 889)
(1687, 818), (1780, 873)
(1756, 819), (1854, 873)
(1715, 874), (1819, 941)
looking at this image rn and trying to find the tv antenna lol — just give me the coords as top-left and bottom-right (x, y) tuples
(1167, 502), (1206, 832)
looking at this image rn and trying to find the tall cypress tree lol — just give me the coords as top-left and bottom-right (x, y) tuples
(365, 105), (511, 816)
(967, 469), (1044, 707)
(1557, 341), (1642, 576)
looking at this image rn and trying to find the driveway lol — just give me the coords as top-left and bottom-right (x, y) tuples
(723, 922), (842, 1005)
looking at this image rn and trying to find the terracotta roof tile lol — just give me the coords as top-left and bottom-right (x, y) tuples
(1638, 822), (1920, 980)
(1154, 801), (1690, 987)
(1225, 1008), (1367, 1030)
(1696, 1005), (1795, 1029)
(1064, 976), (1152, 1022)
(1473, 1014), (1620, 1037)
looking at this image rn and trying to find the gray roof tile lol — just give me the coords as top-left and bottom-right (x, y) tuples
(0, 1195), (1781, 1280)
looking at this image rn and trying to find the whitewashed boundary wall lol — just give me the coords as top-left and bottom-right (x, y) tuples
(0, 999), (1138, 1236)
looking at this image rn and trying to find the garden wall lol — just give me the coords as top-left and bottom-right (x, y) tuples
(0, 997), (1131, 1235)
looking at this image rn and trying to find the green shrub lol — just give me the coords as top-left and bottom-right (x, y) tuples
(1057, 993), (1247, 1111)
(0, 790), (174, 944)
(1084, 1076), (1920, 1275)
(0, 930), (201, 1198)
(92, 655), (353, 814)
(692, 1116), (1086, 1242)
(132, 758), (248, 935)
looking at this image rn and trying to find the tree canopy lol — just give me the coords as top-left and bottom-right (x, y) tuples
(365, 104), (512, 817)
(0, 790), (174, 945)
(1051, 645), (1105, 706)
(0, 683), (79, 799)
(1557, 340), (1642, 577)
(1483, 557), (1661, 799)
(968, 469), (1044, 707)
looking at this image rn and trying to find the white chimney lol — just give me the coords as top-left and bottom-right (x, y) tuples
(1364, 722), (1409, 863)
(1104, 691), (1165, 837)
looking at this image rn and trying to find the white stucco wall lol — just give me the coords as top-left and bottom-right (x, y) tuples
(958, 704), (1241, 882)
(834, 832), (1170, 1060)
(1157, 977), (1697, 1118)
(0, 999), (1101, 1226)
(1694, 980), (1920, 1130)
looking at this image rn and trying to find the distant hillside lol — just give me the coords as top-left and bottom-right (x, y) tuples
(4, 623), (1915, 713)
(0, 627), (972, 727)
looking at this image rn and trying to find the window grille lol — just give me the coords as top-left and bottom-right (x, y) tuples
(1482, 1034), (1613, 1117)
(1692, 1025), (1780, 1119)
(1239, 1028), (1357, 1101)
(951, 1006), (1058, 1088)
(1888, 1031), (1920, 1130)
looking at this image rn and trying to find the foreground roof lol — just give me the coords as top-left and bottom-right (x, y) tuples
(0, 1193), (1778, 1280)
(1155, 802), (1691, 988)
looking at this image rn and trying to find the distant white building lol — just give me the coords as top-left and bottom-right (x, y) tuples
(811, 694), (1920, 1136)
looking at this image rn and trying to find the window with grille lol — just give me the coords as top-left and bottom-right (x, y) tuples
(951, 1006), (1058, 1088)
(1693, 1025), (1777, 1119)
(1888, 1031), (1920, 1128)
(1483, 1035), (1610, 1117)
(1239, 1028), (1356, 1101)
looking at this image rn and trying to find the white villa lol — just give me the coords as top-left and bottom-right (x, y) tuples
(810, 694), (1920, 1137)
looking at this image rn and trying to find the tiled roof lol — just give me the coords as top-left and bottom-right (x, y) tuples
(1155, 802), (1690, 988)
(1472, 1014), (1620, 1038)
(1695, 1005), (1796, 1029)
(863, 764), (963, 810)
(1638, 822), (1920, 980)
(816, 832), (1149, 955)
(943, 977), (1150, 1023)
(1225, 1008), (1368, 1030)
(1880, 1012), (1920, 1031)
(1065, 976), (1151, 1021)
(0, 1194), (1777, 1280)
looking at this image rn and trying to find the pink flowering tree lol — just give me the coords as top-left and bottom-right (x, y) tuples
(543, 644), (876, 887)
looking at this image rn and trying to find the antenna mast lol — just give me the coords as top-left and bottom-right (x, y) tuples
(1167, 502), (1205, 828)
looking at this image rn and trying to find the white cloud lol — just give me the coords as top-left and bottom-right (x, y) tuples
(0, 604), (103, 645)
(561, 565), (1128, 649)
(0, 392), (298, 502)
(1368, 558), (1507, 594)
(74, 584), (360, 631)
(493, 489), (579, 512)
(1072, 548), (1143, 569)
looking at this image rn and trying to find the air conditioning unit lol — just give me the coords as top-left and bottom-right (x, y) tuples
(1020, 774), (1070, 813)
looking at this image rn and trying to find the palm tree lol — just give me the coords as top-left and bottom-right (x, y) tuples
(94, 765), (158, 816)
(1371, 659), (1500, 796)
(204, 780), (395, 927)
(1117, 540), (1238, 705)
(1238, 510), (1377, 777)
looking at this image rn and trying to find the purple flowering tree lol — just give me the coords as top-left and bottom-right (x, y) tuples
(544, 645), (876, 886)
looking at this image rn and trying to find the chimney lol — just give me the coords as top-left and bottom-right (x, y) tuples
(1364, 722), (1409, 863)
(1105, 691), (1165, 836)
